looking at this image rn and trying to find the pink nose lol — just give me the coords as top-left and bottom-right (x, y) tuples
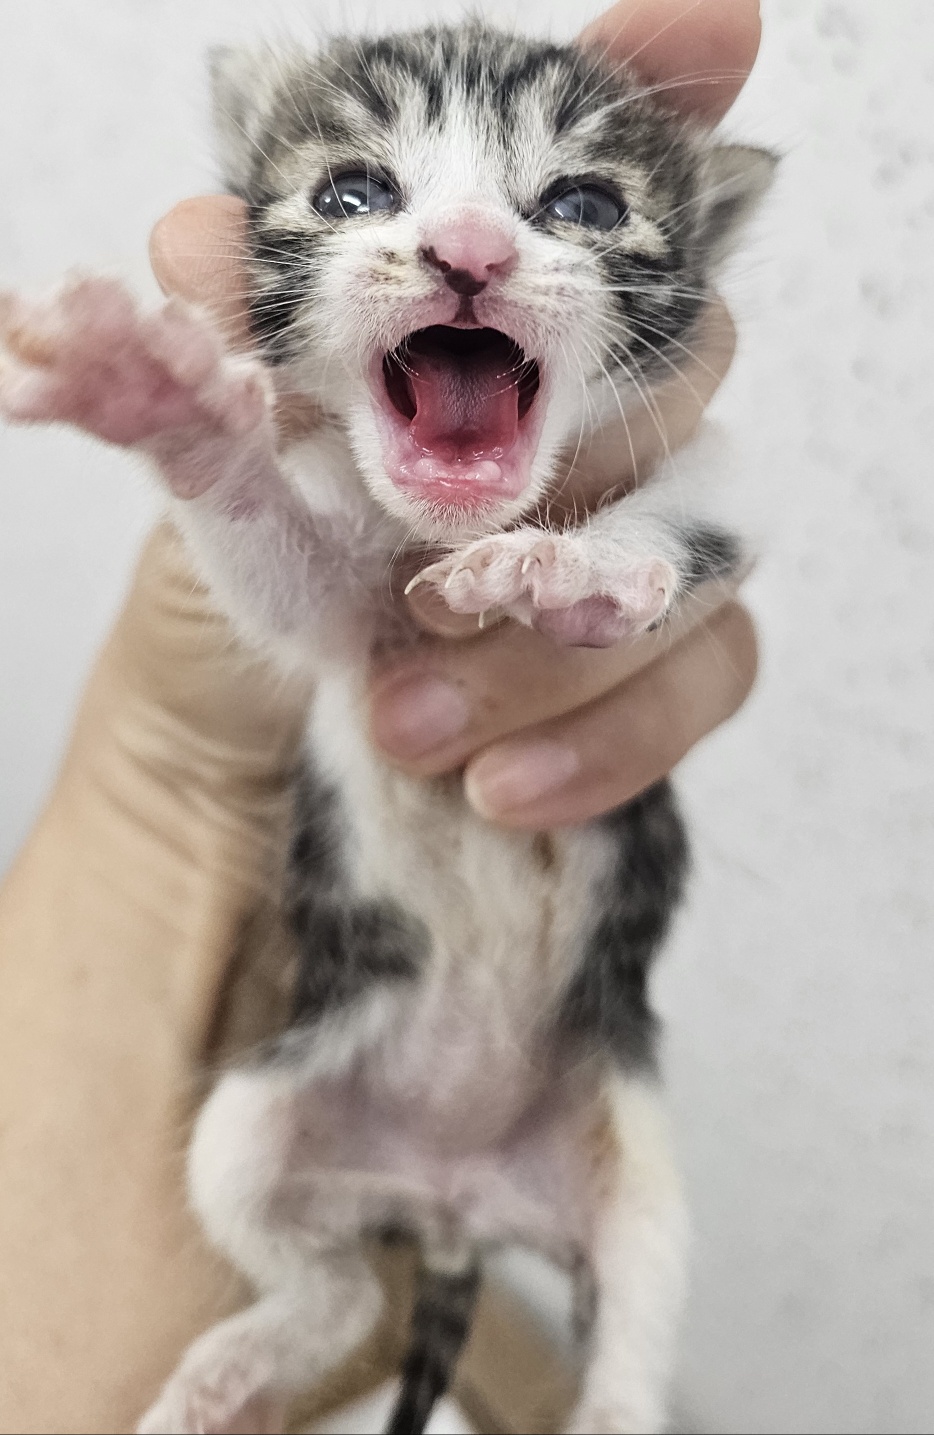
(420, 212), (518, 297)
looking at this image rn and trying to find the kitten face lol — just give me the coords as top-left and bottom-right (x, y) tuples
(213, 24), (774, 543)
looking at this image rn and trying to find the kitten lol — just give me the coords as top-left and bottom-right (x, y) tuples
(0, 22), (775, 1435)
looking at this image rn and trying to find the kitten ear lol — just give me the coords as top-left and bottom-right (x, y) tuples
(208, 45), (276, 196)
(696, 144), (779, 263)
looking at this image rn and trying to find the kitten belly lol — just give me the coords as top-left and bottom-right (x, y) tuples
(303, 670), (615, 1149)
(263, 1054), (605, 1254)
(250, 673), (681, 1252)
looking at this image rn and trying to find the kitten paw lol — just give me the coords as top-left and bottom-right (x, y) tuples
(138, 1373), (285, 1435)
(0, 275), (270, 491)
(408, 530), (676, 647)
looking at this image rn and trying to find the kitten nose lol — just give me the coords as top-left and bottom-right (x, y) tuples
(420, 213), (518, 296)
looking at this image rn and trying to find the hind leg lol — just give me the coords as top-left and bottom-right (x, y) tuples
(138, 1066), (384, 1435)
(567, 1075), (687, 1435)
(137, 1255), (380, 1435)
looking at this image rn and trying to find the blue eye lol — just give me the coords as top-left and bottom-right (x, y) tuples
(313, 172), (399, 219)
(544, 184), (627, 231)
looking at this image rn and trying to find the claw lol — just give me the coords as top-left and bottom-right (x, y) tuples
(520, 539), (555, 577)
(403, 570), (435, 597)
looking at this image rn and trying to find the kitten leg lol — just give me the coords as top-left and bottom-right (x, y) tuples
(409, 464), (743, 649)
(567, 1075), (687, 1435)
(137, 1255), (382, 1435)
(0, 274), (365, 647)
(139, 1064), (384, 1435)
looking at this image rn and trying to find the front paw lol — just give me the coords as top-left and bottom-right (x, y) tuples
(0, 275), (269, 484)
(408, 530), (676, 648)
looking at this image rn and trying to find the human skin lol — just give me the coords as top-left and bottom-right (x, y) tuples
(0, 3), (761, 1431)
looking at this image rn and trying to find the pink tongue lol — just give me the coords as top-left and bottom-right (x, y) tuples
(407, 349), (519, 460)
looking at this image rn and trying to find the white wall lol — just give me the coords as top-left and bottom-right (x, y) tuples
(1, 1), (932, 1431)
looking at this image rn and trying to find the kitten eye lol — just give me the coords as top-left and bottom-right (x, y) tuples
(543, 184), (627, 231)
(313, 172), (398, 219)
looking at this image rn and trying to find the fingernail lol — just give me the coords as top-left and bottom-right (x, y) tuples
(467, 741), (580, 816)
(373, 676), (470, 757)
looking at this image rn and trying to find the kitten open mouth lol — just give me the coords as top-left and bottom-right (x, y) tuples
(376, 326), (542, 508)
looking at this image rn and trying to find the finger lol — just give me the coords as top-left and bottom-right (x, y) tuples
(580, 0), (762, 124)
(402, 581), (502, 640)
(149, 195), (251, 346)
(464, 599), (757, 828)
(561, 295), (736, 513)
(371, 581), (740, 773)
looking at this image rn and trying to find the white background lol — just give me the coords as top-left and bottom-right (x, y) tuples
(1, 1), (933, 1431)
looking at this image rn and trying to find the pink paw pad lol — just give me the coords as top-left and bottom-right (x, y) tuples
(532, 595), (637, 648)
